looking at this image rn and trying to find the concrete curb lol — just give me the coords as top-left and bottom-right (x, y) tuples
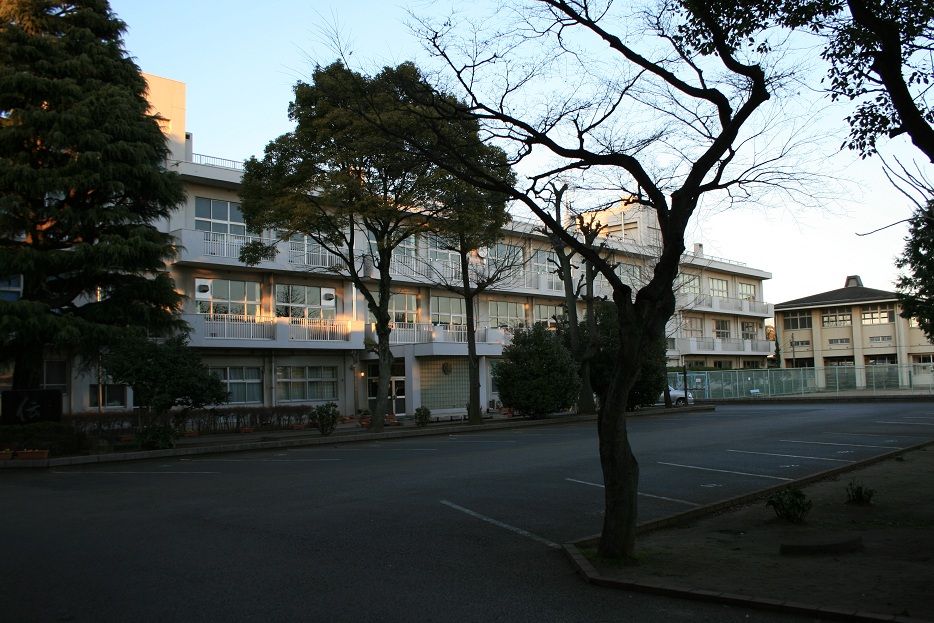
(564, 439), (934, 623)
(0, 413), (597, 469)
(0, 403), (716, 470)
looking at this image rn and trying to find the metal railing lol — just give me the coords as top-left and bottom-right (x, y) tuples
(667, 364), (934, 400)
(288, 318), (351, 341)
(192, 153), (245, 171)
(202, 314), (275, 340)
(203, 231), (270, 260)
(287, 241), (345, 269)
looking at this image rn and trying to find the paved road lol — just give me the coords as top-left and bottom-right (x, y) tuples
(3, 402), (932, 622)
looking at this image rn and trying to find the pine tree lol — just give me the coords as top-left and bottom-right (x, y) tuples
(896, 201), (934, 341)
(0, 0), (185, 390)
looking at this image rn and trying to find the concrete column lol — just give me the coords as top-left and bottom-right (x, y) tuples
(894, 312), (911, 387)
(404, 349), (420, 415)
(811, 310), (825, 389)
(478, 356), (489, 413)
(852, 306), (866, 388)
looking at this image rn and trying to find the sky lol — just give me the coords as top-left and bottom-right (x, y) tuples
(108, 0), (926, 308)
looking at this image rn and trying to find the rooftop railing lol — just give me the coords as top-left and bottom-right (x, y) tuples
(192, 153), (245, 171)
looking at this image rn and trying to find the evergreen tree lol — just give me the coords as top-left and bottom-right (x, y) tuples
(0, 0), (185, 390)
(896, 201), (934, 341)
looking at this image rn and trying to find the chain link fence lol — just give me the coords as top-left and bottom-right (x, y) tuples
(667, 364), (934, 400)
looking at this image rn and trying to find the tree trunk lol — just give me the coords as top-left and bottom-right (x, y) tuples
(371, 328), (391, 433)
(12, 346), (43, 391)
(597, 296), (644, 559)
(462, 249), (483, 424)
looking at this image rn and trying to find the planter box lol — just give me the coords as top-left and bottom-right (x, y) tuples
(290, 424), (306, 430)
(14, 449), (49, 460)
(0, 450), (13, 461)
(183, 430), (199, 438)
(239, 427), (255, 433)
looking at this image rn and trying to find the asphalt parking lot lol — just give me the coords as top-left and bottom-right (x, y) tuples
(3, 402), (932, 622)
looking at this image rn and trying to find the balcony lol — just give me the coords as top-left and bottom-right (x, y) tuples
(672, 337), (775, 355)
(676, 293), (773, 317)
(365, 322), (509, 356)
(173, 229), (345, 275)
(185, 314), (363, 350)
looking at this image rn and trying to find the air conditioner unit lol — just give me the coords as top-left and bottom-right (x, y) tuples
(195, 279), (212, 300)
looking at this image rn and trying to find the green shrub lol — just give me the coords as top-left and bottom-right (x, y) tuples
(0, 421), (87, 456)
(493, 324), (581, 418)
(415, 406), (431, 427)
(314, 402), (340, 436)
(766, 488), (813, 523)
(136, 425), (178, 450)
(845, 481), (876, 505)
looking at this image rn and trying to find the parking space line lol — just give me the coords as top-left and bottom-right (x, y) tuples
(439, 500), (560, 549)
(52, 470), (220, 474)
(657, 462), (792, 481)
(781, 439), (902, 449)
(874, 421), (934, 426)
(726, 449), (853, 462)
(564, 478), (700, 507)
(182, 458), (343, 462)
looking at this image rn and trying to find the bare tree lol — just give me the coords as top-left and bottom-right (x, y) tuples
(407, 0), (814, 557)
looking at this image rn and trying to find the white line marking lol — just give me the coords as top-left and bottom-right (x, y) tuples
(291, 447), (438, 451)
(727, 449), (853, 463)
(875, 420), (934, 426)
(186, 458), (343, 462)
(444, 440), (518, 444)
(781, 439), (903, 449)
(657, 462), (792, 481)
(902, 416), (934, 419)
(439, 500), (560, 549)
(564, 478), (700, 506)
(52, 470), (220, 474)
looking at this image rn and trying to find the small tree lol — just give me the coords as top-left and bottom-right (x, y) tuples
(493, 324), (581, 418)
(103, 334), (227, 425)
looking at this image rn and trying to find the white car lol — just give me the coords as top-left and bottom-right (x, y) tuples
(657, 386), (694, 406)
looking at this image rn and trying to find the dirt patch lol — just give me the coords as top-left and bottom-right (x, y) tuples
(588, 446), (934, 620)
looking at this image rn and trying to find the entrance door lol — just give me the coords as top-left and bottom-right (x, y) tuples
(391, 378), (406, 416)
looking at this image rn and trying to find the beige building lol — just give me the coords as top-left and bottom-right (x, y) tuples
(42, 74), (775, 415)
(774, 275), (934, 389)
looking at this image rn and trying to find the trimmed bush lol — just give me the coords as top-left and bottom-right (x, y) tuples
(766, 488), (813, 523)
(493, 324), (581, 418)
(314, 402), (340, 436)
(0, 421), (87, 456)
(415, 406), (431, 427)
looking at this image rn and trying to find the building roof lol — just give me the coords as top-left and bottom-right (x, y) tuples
(774, 275), (897, 311)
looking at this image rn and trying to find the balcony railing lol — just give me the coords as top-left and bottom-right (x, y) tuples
(673, 336), (775, 354)
(202, 231), (271, 260)
(202, 314), (276, 340)
(367, 322), (500, 345)
(288, 318), (351, 341)
(287, 241), (345, 270)
(192, 153), (245, 171)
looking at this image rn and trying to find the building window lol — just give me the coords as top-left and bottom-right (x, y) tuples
(868, 335), (893, 343)
(828, 338), (851, 345)
(89, 384), (127, 408)
(489, 300), (526, 329)
(821, 306), (852, 327)
(275, 366), (338, 402)
(709, 278), (729, 298)
(737, 283), (756, 301)
(210, 367), (262, 403)
(43, 360), (67, 392)
(687, 358), (706, 369)
(195, 197), (249, 236)
(0, 274), (22, 301)
(431, 296), (466, 326)
(790, 340), (811, 347)
(742, 360), (760, 369)
(616, 263), (642, 288)
(713, 360), (732, 369)
(782, 311), (812, 330)
(534, 303), (564, 327)
(861, 304), (895, 325)
(678, 273), (700, 295)
(427, 235), (459, 265)
(622, 221), (639, 240)
(682, 315), (703, 338)
(372, 293), (417, 324)
(866, 354), (897, 365)
(196, 279), (261, 316)
(741, 321), (759, 340)
(275, 285), (336, 320)
(533, 249), (561, 291)
(715, 320), (731, 339)
(909, 317), (921, 328)
(913, 354), (933, 374)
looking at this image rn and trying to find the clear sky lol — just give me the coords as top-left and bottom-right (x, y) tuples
(109, 0), (924, 308)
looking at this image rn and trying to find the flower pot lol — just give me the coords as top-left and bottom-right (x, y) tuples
(14, 449), (49, 460)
